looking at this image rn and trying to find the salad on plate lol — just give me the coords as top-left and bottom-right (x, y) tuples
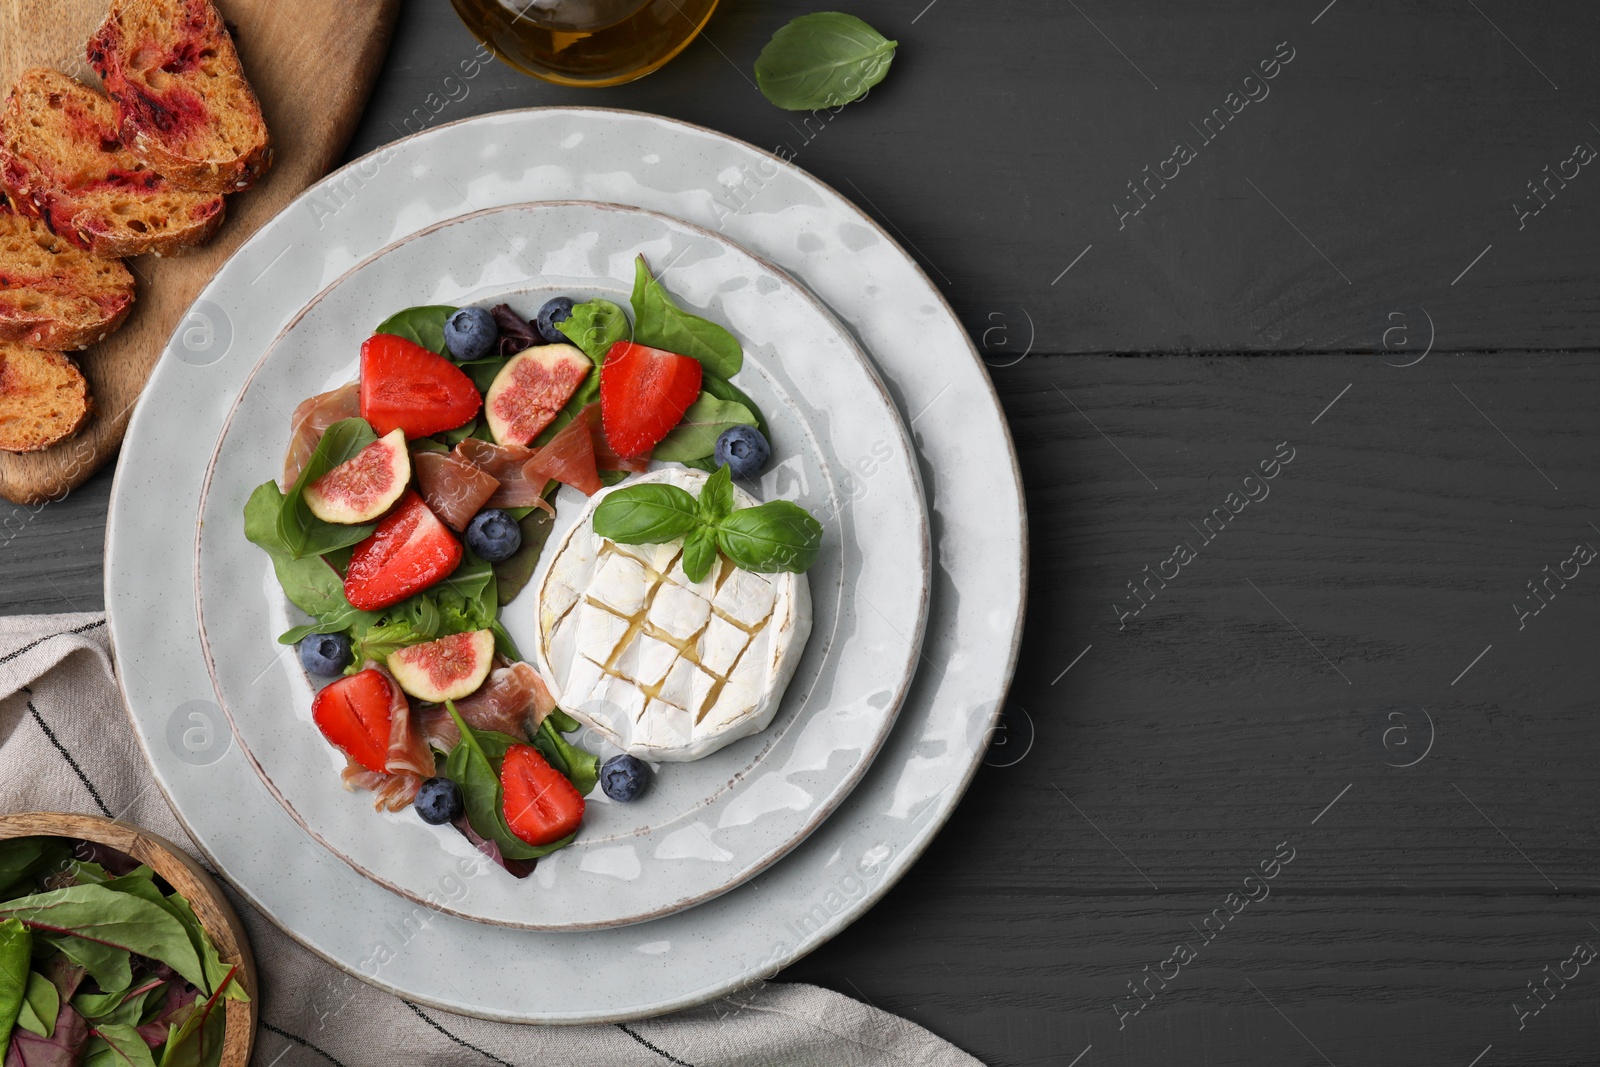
(243, 256), (822, 877)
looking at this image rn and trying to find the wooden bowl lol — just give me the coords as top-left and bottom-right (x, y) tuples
(0, 812), (257, 1067)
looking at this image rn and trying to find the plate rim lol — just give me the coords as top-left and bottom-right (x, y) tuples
(105, 104), (1029, 1023)
(191, 196), (932, 931)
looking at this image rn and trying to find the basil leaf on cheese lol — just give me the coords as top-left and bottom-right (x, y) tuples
(592, 484), (701, 544)
(716, 500), (823, 574)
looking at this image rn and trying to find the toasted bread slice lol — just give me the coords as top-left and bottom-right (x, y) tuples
(88, 0), (272, 193)
(0, 68), (225, 258)
(0, 342), (92, 452)
(0, 207), (135, 350)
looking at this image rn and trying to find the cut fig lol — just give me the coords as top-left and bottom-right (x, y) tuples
(484, 344), (591, 447)
(305, 428), (411, 524)
(387, 629), (496, 703)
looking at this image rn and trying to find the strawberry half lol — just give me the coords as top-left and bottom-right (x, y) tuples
(599, 341), (702, 458)
(360, 333), (482, 438)
(344, 491), (462, 611)
(500, 744), (585, 846)
(311, 669), (394, 773)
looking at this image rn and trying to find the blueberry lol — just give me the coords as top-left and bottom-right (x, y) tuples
(297, 632), (351, 676)
(713, 425), (771, 478)
(600, 754), (650, 802)
(535, 297), (575, 345)
(443, 306), (497, 361)
(465, 509), (522, 562)
(414, 777), (464, 825)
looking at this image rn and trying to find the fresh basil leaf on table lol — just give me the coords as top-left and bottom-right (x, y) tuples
(652, 394), (757, 463)
(755, 12), (897, 111)
(374, 305), (457, 354)
(275, 418), (380, 559)
(557, 299), (630, 363)
(629, 257), (742, 378)
(592, 484), (702, 544)
(717, 500), (824, 574)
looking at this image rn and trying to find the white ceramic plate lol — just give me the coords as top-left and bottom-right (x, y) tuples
(195, 200), (928, 929)
(107, 108), (1026, 1022)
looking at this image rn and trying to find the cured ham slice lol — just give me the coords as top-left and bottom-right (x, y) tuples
(414, 450), (500, 531)
(579, 402), (649, 473)
(282, 382), (360, 489)
(339, 663), (433, 811)
(523, 413), (602, 496)
(455, 438), (551, 510)
(419, 662), (557, 752)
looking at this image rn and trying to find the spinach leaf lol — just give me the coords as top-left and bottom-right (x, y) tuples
(460, 360), (507, 394)
(629, 257), (742, 378)
(43, 937), (129, 994)
(88, 1022), (157, 1067)
(0, 917), (29, 1056)
(246, 482), (380, 643)
(716, 500), (824, 574)
(592, 484), (701, 544)
(755, 12), (897, 111)
(493, 509), (554, 606)
(546, 708), (582, 733)
(556, 299), (630, 363)
(276, 418), (380, 560)
(652, 394), (756, 463)
(17, 970), (57, 1038)
(442, 705), (574, 862)
(0, 838), (73, 900)
(374, 305), (457, 355)
(700, 372), (770, 443)
(0, 885), (207, 993)
(531, 720), (599, 797)
(680, 525), (719, 585)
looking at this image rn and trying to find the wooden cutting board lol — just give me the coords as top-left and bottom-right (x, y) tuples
(0, 0), (399, 504)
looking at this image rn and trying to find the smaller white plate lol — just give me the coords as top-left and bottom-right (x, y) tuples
(194, 201), (930, 930)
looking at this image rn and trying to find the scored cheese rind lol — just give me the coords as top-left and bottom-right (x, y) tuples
(533, 468), (813, 762)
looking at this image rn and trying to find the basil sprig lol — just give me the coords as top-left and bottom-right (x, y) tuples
(754, 13), (897, 111)
(592, 466), (823, 582)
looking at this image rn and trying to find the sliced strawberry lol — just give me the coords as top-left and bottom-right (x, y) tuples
(500, 744), (585, 846)
(344, 491), (463, 611)
(311, 669), (395, 773)
(599, 341), (702, 458)
(525, 411), (602, 495)
(360, 333), (482, 438)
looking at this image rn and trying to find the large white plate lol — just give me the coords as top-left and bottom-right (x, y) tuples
(196, 200), (928, 929)
(107, 108), (1026, 1022)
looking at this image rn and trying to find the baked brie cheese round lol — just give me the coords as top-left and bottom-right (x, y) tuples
(534, 468), (813, 761)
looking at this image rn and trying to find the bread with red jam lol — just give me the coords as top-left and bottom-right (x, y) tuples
(0, 342), (92, 453)
(0, 206), (135, 351)
(0, 68), (225, 258)
(88, 0), (273, 193)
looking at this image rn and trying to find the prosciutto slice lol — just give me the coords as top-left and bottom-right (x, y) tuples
(523, 413), (602, 496)
(455, 438), (551, 510)
(339, 662), (433, 811)
(414, 450), (500, 531)
(419, 662), (557, 752)
(578, 402), (649, 474)
(281, 382), (360, 489)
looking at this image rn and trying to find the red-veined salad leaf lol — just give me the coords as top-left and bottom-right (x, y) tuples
(488, 305), (538, 356)
(0, 918), (29, 1058)
(0, 886), (207, 994)
(6, 1001), (88, 1067)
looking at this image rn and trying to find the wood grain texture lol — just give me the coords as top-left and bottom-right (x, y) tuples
(0, 0), (399, 505)
(0, 811), (256, 1066)
(782, 352), (1600, 1065)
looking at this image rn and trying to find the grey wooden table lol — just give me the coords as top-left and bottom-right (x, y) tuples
(5, 2), (1600, 1064)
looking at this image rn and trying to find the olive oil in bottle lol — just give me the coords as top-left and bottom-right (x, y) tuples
(449, 0), (720, 87)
